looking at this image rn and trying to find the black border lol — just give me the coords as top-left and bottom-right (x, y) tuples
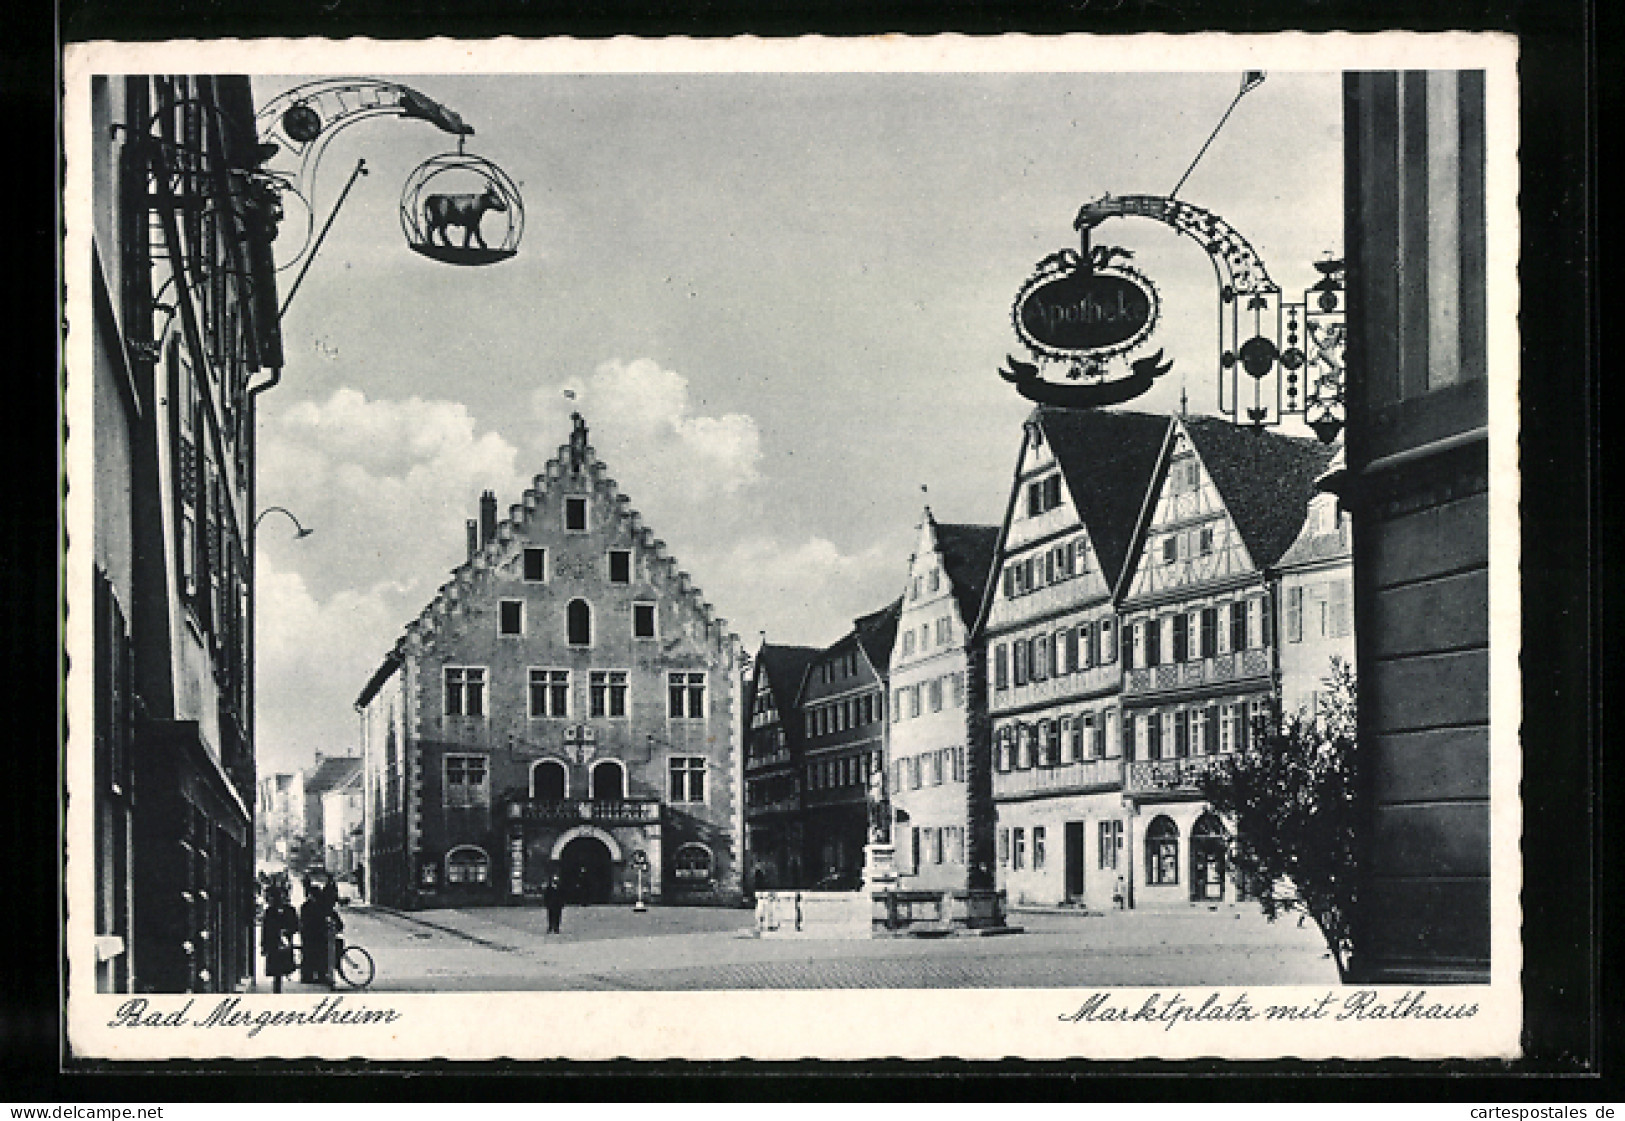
(17, 0), (1603, 1098)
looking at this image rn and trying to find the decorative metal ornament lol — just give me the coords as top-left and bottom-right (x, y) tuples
(399, 149), (525, 265)
(1001, 243), (1172, 409)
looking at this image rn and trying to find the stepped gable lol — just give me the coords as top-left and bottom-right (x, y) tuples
(933, 521), (1000, 628)
(853, 597), (904, 674)
(358, 419), (738, 700)
(1183, 415), (1339, 570)
(1037, 406), (1174, 588)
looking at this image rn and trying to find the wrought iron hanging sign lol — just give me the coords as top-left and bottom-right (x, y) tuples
(1001, 241), (1173, 409)
(1001, 190), (1345, 439)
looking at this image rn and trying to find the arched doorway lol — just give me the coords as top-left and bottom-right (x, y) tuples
(1190, 813), (1227, 902)
(590, 759), (624, 801)
(558, 834), (615, 904)
(531, 758), (567, 801)
(1144, 814), (1180, 887)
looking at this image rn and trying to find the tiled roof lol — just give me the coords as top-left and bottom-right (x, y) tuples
(854, 597), (904, 673)
(1182, 415), (1339, 570)
(304, 755), (362, 796)
(1037, 407), (1174, 590)
(933, 521), (1001, 627)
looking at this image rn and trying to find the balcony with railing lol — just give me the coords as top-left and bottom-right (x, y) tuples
(1125, 754), (1229, 795)
(506, 798), (662, 825)
(1124, 648), (1272, 696)
(994, 756), (1124, 800)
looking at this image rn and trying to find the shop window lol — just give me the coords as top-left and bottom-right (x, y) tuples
(675, 843), (713, 883)
(1098, 819), (1123, 870)
(1033, 826), (1047, 870)
(445, 846), (490, 884)
(1012, 827), (1026, 869)
(1145, 815), (1180, 885)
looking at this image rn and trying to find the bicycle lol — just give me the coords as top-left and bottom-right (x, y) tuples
(290, 930), (376, 989)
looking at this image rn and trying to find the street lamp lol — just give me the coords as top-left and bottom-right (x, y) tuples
(254, 505), (314, 540)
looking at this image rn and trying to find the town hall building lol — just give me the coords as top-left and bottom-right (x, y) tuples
(356, 416), (744, 909)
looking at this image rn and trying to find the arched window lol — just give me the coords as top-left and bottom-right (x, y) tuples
(674, 842), (713, 883)
(531, 758), (568, 801)
(590, 759), (625, 801)
(1145, 815), (1180, 885)
(445, 845), (490, 885)
(1190, 813), (1228, 902)
(567, 599), (592, 646)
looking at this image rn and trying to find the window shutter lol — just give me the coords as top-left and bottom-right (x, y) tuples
(1329, 579), (1351, 638)
(1122, 623), (1135, 670)
(1064, 626), (1079, 673)
(1205, 705), (1220, 753)
(1173, 613), (1188, 662)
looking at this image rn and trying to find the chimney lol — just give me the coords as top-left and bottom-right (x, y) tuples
(466, 519), (479, 561)
(479, 490), (498, 548)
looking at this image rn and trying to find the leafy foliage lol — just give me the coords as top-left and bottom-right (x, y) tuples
(1199, 659), (1359, 981)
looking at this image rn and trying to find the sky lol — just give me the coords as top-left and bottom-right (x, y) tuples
(250, 67), (1343, 777)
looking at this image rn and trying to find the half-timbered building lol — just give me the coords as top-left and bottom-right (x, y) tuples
(742, 642), (819, 890)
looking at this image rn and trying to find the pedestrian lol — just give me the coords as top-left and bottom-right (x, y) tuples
(1113, 875), (1126, 910)
(299, 875), (329, 984)
(261, 879), (298, 994)
(544, 874), (565, 934)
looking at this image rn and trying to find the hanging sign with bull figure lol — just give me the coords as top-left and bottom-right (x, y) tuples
(399, 147), (526, 266)
(1002, 241), (1173, 409)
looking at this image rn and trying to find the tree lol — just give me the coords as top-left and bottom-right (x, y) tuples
(1199, 659), (1359, 981)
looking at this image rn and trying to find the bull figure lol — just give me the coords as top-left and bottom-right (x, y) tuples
(422, 184), (508, 250)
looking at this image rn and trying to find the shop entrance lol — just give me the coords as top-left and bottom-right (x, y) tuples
(1064, 822), (1086, 902)
(1190, 813), (1227, 902)
(559, 834), (615, 904)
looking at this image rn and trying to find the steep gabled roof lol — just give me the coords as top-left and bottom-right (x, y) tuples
(304, 755), (362, 797)
(853, 597), (904, 674)
(933, 522), (1001, 628)
(755, 643), (820, 707)
(1183, 415), (1339, 570)
(1037, 407), (1173, 588)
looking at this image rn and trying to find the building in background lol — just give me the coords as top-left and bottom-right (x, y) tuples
(983, 408), (1170, 910)
(742, 643), (819, 890)
(255, 772), (304, 875)
(356, 416), (743, 909)
(299, 754), (363, 880)
(797, 602), (900, 888)
(89, 75), (284, 992)
(1341, 70), (1490, 983)
(1276, 446), (1355, 717)
(887, 512), (999, 892)
(1117, 415), (1334, 908)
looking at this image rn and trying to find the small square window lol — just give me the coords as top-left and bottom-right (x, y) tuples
(565, 497), (587, 532)
(500, 600), (524, 635)
(608, 550), (632, 584)
(523, 547), (547, 582)
(633, 603), (656, 639)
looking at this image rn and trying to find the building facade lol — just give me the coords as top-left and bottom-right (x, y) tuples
(742, 643), (819, 890)
(356, 416), (744, 909)
(984, 409), (1170, 910)
(797, 603), (899, 888)
(886, 513), (999, 892)
(1117, 415), (1334, 908)
(1342, 70), (1490, 982)
(89, 75), (284, 992)
(1276, 448), (1355, 718)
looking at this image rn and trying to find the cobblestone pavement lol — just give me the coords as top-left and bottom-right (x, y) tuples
(271, 900), (1340, 992)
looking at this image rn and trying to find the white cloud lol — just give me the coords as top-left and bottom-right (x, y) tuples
(530, 358), (762, 502)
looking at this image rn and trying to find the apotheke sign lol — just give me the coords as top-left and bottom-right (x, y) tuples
(1014, 269), (1155, 358)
